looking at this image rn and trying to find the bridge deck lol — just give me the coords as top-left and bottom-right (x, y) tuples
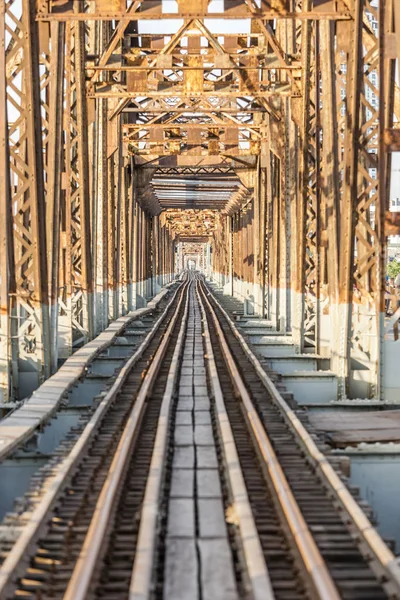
(0, 274), (397, 600)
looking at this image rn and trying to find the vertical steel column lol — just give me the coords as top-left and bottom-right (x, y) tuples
(166, 228), (170, 284)
(351, 0), (383, 397)
(0, 2), (14, 400)
(264, 129), (273, 320)
(46, 22), (66, 373)
(377, 0), (396, 398)
(284, 26), (298, 334)
(93, 99), (108, 332)
(233, 213), (238, 297)
(279, 104), (292, 333)
(153, 215), (160, 290)
(161, 221), (166, 287)
(228, 216), (233, 296)
(296, 6), (319, 351)
(238, 211), (242, 289)
(107, 152), (117, 322)
(338, 0), (363, 396)
(320, 20), (340, 369)
(75, 16), (94, 342)
(144, 214), (149, 297)
(143, 210), (147, 296)
(168, 228), (172, 283)
(147, 214), (151, 290)
(2, 0), (51, 398)
(149, 216), (152, 294)
(271, 154), (280, 329)
(127, 163), (135, 311)
(142, 211), (146, 298)
(149, 217), (154, 297)
(138, 207), (143, 303)
(93, 19), (108, 334)
(259, 164), (267, 318)
(159, 220), (163, 288)
(158, 215), (163, 287)
(171, 232), (175, 282)
(132, 191), (139, 309)
(165, 226), (170, 284)
(136, 207), (141, 303)
(293, 17), (310, 348)
(253, 161), (261, 314)
(62, 18), (94, 353)
(117, 157), (129, 315)
(162, 223), (167, 285)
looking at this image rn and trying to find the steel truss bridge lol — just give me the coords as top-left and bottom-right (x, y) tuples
(1, 0), (399, 404)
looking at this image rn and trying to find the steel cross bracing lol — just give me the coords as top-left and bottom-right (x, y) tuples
(0, 0), (398, 402)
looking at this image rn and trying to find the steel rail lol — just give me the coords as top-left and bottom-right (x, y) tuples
(63, 279), (191, 600)
(196, 280), (275, 600)
(128, 278), (191, 600)
(204, 279), (400, 598)
(197, 280), (341, 600)
(0, 280), (186, 598)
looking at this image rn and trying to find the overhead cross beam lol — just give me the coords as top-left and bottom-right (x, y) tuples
(36, 4), (352, 21)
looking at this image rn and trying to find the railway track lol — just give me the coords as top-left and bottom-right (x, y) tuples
(0, 272), (399, 599)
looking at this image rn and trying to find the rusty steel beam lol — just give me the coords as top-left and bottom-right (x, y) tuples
(35, 9), (352, 21)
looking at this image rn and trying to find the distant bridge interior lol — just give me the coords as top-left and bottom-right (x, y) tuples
(1, 0), (400, 598)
